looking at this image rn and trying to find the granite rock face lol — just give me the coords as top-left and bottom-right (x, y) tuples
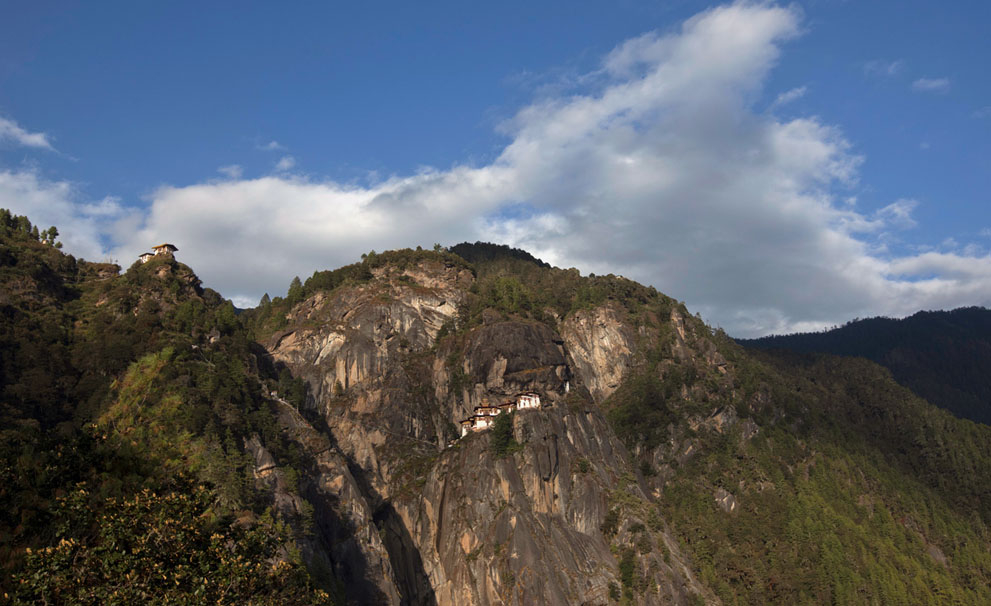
(560, 306), (638, 404)
(261, 259), (734, 605)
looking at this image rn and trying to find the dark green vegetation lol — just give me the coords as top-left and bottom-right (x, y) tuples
(14, 484), (322, 605)
(0, 212), (333, 603)
(450, 241), (673, 332)
(489, 412), (522, 458)
(449, 241), (549, 269)
(741, 307), (991, 424)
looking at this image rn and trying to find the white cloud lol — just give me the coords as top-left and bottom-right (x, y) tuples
(257, 140), (286, 151)
(771, 85), (807, 108)
(912, 77), (950, 93)
(863, 59), (904, 78)
(0, 169), (128, 261)
(94, 2), (989, 337)
(218, 164), (243, 179)
(973, 106), (991, 119)
(274, 156), (296, 172)
(875, 199), (918, 229)
(0, 116), (55, 150)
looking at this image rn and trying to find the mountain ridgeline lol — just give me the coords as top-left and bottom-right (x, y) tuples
(3, 216), (991, 605)
(740, 307), (991, 424)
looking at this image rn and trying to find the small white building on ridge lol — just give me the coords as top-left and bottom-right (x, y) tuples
(139, 243), (179, 263)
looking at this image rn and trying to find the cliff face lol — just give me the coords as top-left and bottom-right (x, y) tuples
(269, 262), (472, 496)
(560, 305), (638, 404)
(249, 252), (991, 606)
(394, 404), (708, 606)
(263, 259), (735, 605)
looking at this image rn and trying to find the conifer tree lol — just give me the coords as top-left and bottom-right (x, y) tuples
(286, 276), (303, 305)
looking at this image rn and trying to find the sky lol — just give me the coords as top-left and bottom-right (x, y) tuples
(1, 0), (989, 337)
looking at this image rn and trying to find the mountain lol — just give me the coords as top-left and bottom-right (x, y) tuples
(739, 308), (991, 424)
(3, 214), (991, 605)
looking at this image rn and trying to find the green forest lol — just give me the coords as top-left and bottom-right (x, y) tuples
(741, 308), (991, 424)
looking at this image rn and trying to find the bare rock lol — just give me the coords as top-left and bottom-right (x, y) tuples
(560, 306), (637, 403)
(714, 487), (738, 514)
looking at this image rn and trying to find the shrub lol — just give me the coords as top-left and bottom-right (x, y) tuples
(490, 413), (521, 458)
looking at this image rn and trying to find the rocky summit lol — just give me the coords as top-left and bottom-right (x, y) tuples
(4, 220), (991, 605)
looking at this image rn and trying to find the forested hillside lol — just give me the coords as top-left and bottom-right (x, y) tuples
(740, 308), (991, 424)
(0, 211), (335, 604)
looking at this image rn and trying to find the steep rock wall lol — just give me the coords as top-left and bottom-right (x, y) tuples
(265, 262), (720, 605)
(394, 405), (706, 605)
(560, 306), (638, 404)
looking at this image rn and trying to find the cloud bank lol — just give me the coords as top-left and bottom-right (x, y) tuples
(5, 2), (990, 336)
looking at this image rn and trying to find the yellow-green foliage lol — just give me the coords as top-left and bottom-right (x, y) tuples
(100, 349), (198, 469)
(11, 484), (334, 605)
(660, 355), (991, 605)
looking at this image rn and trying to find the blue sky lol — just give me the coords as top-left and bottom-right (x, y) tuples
(1, 1), (989, 336)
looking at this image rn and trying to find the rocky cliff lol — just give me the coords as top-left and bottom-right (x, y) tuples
(260, 256), (741, 605)
(233, 245), (991, 605)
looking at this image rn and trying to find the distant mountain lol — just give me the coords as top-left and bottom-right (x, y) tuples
(739, 307), (991, 424)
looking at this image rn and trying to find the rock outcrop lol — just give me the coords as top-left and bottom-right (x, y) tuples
(560, 306), (638, 404)
(263, 258), (736, 605)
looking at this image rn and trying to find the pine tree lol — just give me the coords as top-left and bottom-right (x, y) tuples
(286, 276), (303, 305)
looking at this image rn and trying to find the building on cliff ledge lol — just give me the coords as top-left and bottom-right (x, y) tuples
(460, 414), (496, 437)
(517, 392), (541, 409)
(458, 391), (545, 437)
(138, 252), (155, 264)
(476, 405), (500, 417)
